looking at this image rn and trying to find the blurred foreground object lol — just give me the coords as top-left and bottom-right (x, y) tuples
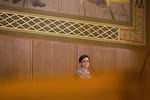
(0, 71), (150, 100)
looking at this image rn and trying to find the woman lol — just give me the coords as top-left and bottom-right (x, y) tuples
(76, 55), (91, 79)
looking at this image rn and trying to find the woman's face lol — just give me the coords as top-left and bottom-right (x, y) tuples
(80, 57), (90, 68)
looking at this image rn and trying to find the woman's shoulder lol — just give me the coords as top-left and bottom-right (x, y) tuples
(76, 68), (91, 79)
(76, 68), (83, 75)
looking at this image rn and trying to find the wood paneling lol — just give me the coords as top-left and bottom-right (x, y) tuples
(0, 35), (149, 78)
(0, 36), (32, 79)
(116, 49), (146, 72)
(32, 40), (53, 77)
(32, 40), (76, 77)
(52, 42), (76, 74)
(0, 0), (150, 79)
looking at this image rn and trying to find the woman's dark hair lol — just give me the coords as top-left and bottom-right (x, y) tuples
(79, 55), (90, 63)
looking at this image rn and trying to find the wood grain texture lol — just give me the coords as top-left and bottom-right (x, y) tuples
(0, 35), (149, 78)
(32, 40), (76, 77)
(116, 48), (147, 72)
(0, 0), (150, 77)
(0, 36), (32, 79)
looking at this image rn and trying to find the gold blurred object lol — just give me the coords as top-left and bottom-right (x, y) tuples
(0, 71), (149, 100)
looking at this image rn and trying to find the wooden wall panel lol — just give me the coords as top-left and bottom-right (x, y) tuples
(52, 42), (76, 74)
(0, 35), (149, 78)
(145, 55), (150, 73)
(0, 36), (32, 79)
(33, 40), (76, 77)
(32, 40), (53, 77)
(116, 49), (146, 72)
(0, 0), (150, 78)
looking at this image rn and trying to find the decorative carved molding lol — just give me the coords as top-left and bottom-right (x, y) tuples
(0, 0), (146, 46)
